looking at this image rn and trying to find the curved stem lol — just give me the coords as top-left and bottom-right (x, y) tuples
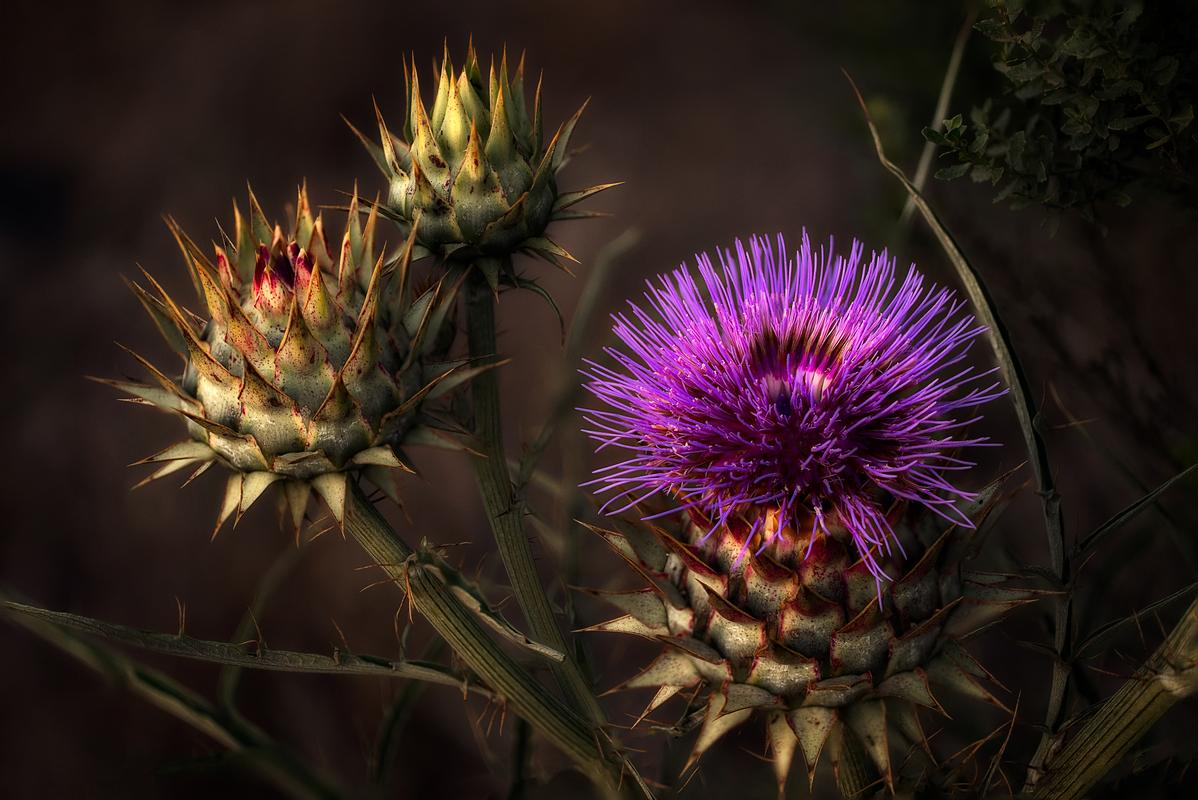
(900, 7), (977, 226)
(844, 73), (1069, 781)
(464, 268), (606, 724)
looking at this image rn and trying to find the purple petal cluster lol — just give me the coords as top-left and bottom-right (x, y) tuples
(582, 233), (1003, 581)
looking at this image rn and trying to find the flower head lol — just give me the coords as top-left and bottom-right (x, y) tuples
(582, 233), (1003, 581)
(106, 186), (467, 538)
(369, 44), (618, 267)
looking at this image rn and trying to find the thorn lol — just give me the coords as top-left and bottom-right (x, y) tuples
(249, 609), (267, 656)
(359, 577), (396, 594)
(330, 616), (351, 654)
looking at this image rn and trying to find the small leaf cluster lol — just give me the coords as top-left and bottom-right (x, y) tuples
(926, 0), (1197, 217)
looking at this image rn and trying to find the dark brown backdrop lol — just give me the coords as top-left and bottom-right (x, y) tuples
(3, 1), (1196, 798)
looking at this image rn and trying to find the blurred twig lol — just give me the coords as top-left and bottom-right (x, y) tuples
(516, 229), (640, 700)
(900, 6), (978, 226)
(516, 229), (641, 491)
(371, 640), (445, 792)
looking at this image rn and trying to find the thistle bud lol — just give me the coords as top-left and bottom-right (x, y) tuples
(363, 44), (619, 271)
(106, 185), (481, 536)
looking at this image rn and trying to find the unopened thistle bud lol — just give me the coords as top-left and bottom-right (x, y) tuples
(105, 186), (479, 535)
(361, 43), (619, 279)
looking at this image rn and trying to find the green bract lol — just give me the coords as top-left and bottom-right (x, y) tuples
(362, 45), (618, 274)
(107, 187), (479, 535)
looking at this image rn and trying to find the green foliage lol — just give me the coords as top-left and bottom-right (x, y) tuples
(926, 0), (1197, 217)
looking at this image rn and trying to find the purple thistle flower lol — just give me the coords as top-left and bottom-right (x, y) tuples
(581, 233), (1004, 582)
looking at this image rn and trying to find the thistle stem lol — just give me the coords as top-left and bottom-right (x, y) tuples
(1030, 595), (1198, 800)
(464, 267), (605, 724)
(341, 482), (623, 791)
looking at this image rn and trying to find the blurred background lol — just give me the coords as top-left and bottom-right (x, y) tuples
(2, 1), (1195, 797)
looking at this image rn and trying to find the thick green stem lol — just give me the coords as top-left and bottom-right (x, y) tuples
(341, 483), (622, 791)
(464, 269), (605, 724)
(1030, 595), (1198, 800)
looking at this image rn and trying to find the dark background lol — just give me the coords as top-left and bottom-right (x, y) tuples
(3, 1), (1196, 798)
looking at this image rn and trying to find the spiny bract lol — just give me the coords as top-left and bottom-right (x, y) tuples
(363, 43), (618, 277)
(107, 186), (478, 534)
(583, 486), (1038, 794)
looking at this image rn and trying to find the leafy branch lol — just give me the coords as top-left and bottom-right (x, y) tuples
(926, 0), (1198, 216)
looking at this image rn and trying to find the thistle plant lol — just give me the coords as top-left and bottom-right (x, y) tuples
(584, 234), (1003, 581)
(363, 43), (618, 282)
(580, 234), (1037, 792)
(103, 186), (472, 533)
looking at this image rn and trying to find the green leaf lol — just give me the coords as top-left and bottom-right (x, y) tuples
(971, 164), (1005, 184)
(1153, 56), (1180, 86)
(974, 18), (1013, 42)
(1059, 30), (1099, 58)
(1109, 114), (1154, 131)
(922, 127), (951, 146)
(1003, 60), (1044, 84)
(935, 162), (972, 180)
(1170, 104), (1194, 132)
